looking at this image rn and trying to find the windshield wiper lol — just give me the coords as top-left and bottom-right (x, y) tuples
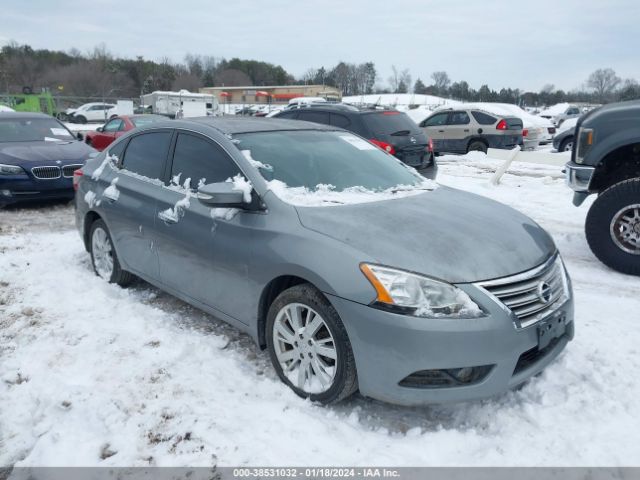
(389, 130), (411, 136)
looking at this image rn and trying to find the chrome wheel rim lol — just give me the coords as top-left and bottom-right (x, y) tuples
(563, 141), (573, 152)
(91, 227), (114, 279)
(272, 303), (337, 394)
(610, 203), (640, 255)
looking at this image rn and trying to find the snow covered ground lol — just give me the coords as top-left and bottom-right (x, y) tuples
(1, 155), (640, 467)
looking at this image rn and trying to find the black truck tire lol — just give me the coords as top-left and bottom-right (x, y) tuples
(585, 178), (640, 275)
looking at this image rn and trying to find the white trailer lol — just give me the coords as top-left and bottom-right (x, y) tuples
(140, 90), (218, 118)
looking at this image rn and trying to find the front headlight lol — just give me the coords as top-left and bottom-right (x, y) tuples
(0, 164), (26, 176)
(360, 263), (484, 318)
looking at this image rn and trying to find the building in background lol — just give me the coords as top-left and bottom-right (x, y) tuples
(199, 85), (341, 105)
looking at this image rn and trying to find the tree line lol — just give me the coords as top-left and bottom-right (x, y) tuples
(1, 41), (638, 106)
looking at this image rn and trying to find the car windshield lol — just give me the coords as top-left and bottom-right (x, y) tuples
(0, 118), (75, 143)
(234, 130), (425, 192)
(363, 111), (421, 135)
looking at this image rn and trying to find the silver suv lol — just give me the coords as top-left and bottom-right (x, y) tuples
(419, 109), (523, 155)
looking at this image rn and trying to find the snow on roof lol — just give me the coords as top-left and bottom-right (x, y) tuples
(142, 90), (214, 98)
(539, 103), (571, 117)
(448, 102), (553, 128)
(342, 93), (458, 108)
(0, 105), (15, 112)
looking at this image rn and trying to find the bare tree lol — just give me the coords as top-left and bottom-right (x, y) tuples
(587, 68), (621, 103)
(388, 65), (411, 93)
(388, 65), (400, 93)
(431, 71), (450, 95)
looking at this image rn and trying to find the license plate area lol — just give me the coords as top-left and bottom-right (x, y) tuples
(537, 314), (566, 350)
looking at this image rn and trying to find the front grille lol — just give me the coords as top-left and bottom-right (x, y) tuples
(31, 166), (61, 179)
(62, 164), (83, 178)
(476, 255), (568, 328)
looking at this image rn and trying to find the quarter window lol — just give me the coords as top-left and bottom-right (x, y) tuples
(471, 111), (497, 125)
(170, 133), (240, 189)
(330, 113), (351, 129)
(103, 119), (124, 132)
(121, 131), (172, 179)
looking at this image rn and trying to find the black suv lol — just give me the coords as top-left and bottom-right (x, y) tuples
(273, 104), (436, 179)
(565, 100), (640, 275)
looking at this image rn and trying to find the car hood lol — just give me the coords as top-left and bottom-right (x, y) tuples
(0, 141), (95, 166)
(295, 186), (556, 283)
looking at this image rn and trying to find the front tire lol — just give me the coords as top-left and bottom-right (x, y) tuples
(89, 219), (135, 286)
(75, 115), (87, 124)
(266, 284), (358, 404)
(586, 179), (640, 275)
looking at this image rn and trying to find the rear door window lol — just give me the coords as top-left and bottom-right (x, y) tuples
(103, 119), (124, 132)
(170, 132), (240, 189)
(297, 111), (330, 125)
(363, 111), (420, 134)
(471, 111), (497, 125)
(449, 111), (471, 125)
(330, 113), (351, 129)
(121, 131), (172, 180)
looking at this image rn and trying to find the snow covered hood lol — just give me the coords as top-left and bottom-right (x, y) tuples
(0, 140), (94, 165)
(295, 186), (556, 284)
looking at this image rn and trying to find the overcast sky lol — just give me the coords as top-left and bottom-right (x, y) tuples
(2, 0), (639, 92)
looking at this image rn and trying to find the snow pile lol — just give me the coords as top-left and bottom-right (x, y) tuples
(267, 178), (436, 207)
(0, 104), (15, 112)
(160, 181), (192, 223)
(404, 105), (435, 125)
(91, 154), (117, 180)
(557, 117), (578, 134)
(241, 149), (273, 172)
(342, 93), (459, 109)
(103, 178), (120, 202)
(83, 190), (98, 208)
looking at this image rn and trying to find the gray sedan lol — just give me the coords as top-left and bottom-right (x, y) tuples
(75, 117), (574, 406)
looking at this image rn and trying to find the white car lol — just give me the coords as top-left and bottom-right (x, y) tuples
(65, 103), (116, 124)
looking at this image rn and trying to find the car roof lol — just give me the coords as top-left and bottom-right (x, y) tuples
(285, 104), (398, 115)
(175, 117), (339, 135)
(119, 114), (166, 121)
(0, 112), (54, 120)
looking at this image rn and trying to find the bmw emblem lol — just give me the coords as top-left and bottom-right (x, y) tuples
(536, 281), (552, 304)
(56, 160), (61, 164)
(410, 136), (417, 144)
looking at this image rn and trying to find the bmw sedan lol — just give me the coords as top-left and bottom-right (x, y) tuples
(75, 117), (574, 406)
(0, 112), (96, 207)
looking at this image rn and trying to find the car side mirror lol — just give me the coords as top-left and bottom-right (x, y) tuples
(96, 127), (104, 132)
(197, 182), (247, 208)
(76, 132), (84, 141)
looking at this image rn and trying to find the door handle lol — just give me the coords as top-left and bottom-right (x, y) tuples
(438, 130), (445, 133)
(464, 129), (470, 132)
(157, 210), (178, 225)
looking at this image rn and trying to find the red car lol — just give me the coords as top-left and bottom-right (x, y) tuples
(84, 114), (166, 151)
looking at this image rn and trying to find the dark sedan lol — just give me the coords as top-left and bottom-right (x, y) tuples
(0, 112), (96, 207)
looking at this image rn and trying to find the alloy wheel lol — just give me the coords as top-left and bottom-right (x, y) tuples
(272, 302), (337, 394)
(92, 227), (115, 279)
(610, 203), (640, 255)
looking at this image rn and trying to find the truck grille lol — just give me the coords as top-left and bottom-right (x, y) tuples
(31, 166), (61, 179)
(475, 255), (568, 328)
(62, 164), (83, 178)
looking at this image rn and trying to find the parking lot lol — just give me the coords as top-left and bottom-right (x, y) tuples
(1, 154), (639, 467)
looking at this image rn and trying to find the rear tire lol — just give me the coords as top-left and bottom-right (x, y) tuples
(266, 283), (358, 404)
(585, 179), (640, 276)
(467, 140), (487, 153)
(89, 219), (135, 286)
(75, 115), (87, 124)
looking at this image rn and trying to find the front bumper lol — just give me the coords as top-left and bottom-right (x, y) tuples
(565, 161), (595, 192)
(327, 284), (574, 406)
(0, 175), (75, 206)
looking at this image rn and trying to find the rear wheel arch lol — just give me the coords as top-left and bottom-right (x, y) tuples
(83, 211), (102, 251)
(467, 137), (488, 153)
